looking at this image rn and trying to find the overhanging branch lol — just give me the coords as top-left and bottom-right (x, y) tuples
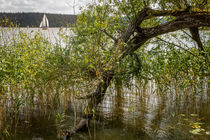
(142, 15), (210, 39)
(189, 27), (205, 54)
(120, 14), (210, 58)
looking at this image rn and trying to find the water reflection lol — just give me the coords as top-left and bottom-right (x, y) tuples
(0, 79), (209, 140)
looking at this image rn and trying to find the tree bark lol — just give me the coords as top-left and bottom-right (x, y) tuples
(189, 27), (205, 56)
(64, 71), (113, 139)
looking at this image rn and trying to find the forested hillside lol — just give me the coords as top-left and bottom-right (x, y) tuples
(0, 12), (77, 27)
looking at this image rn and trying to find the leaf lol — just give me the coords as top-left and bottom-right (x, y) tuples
(189, 128), (205, 135)
(190, 122), (203, 129)
(180, 114), (185, 117)
(190, 114), (198, 117)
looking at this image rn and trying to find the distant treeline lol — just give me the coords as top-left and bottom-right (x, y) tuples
(0, 12), (77, 27)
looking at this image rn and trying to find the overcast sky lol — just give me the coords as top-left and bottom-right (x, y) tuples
(0, 0), (94, 14)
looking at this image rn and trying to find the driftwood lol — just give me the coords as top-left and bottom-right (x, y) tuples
(64, 7), (210, 139)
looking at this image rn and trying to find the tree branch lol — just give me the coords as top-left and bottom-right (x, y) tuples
(156, 37), (197, 57)
(119, 8), (150, 43)
(189, 27), (205, 56)
(101, 29), (118, 43)
(143, 15), (210, 38)
(121, 13), (210, 58)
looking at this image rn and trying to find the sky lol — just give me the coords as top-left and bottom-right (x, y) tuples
(0, 0), (94, 14)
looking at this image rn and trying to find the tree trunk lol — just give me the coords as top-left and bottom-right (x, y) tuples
(64, 71), (113, 139)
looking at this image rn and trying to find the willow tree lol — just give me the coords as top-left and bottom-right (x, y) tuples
(65, 0), (209, 137)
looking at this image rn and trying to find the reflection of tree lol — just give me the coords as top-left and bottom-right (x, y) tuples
(112, 87), (124, 122)
(0, 106), (4, 129)
(149, 95), (168, 139)
(0, 101), (9, 138)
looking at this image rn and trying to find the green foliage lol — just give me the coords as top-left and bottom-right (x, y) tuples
(68, 0), (209, 91)
(0, 29), (50, 87)
(0, 0), (208, 99)
(0, 0), (208, 107)
(0, 1), (209, 140)
(0, 1), (209, 138)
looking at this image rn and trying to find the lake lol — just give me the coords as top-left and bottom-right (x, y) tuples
(0, 81), (209, 140)
(0, 27), (73, 47)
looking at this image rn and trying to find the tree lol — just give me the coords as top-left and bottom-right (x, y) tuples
(65, 0), (209, 138)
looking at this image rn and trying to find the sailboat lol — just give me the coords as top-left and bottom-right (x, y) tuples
(40, 14), (49, 30)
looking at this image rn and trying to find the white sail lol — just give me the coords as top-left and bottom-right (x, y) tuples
(40, 14), (49, 29)
(39, 21), (43, 27)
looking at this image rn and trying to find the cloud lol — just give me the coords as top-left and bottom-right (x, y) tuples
(0, 0), (93, 14)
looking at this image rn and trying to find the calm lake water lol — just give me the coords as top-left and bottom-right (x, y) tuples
(1, 81), (209, 140)
(0, 27), (72, 47)
(0, 28), (209, 140)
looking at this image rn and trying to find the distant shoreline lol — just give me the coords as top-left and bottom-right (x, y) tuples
(0, 12), (77, 27)
(0, 26), (73, 30)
